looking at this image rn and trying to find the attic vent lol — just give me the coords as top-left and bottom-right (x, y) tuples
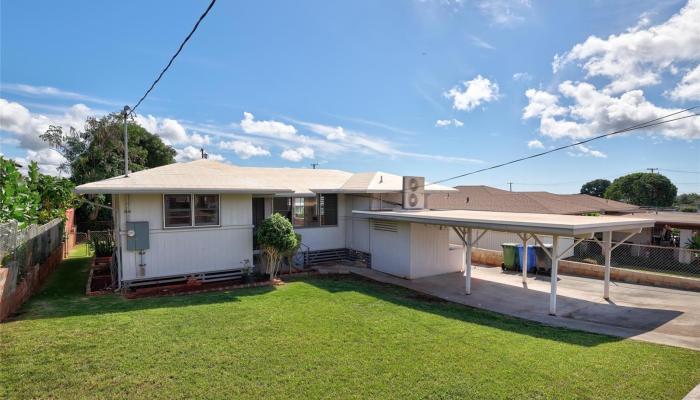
(373, 220), (398, 233)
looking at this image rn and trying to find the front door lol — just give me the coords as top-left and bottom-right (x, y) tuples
(252, 197), (266, 250)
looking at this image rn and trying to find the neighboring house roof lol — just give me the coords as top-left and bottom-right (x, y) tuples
(624, 211), (700, 230)
(75, 159), (456, 195)
(427, 185), (639, 215)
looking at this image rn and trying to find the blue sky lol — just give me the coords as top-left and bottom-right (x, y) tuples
(1, 0), (699, 194)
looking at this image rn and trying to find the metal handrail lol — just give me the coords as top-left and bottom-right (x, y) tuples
(299, 242), (311, 267)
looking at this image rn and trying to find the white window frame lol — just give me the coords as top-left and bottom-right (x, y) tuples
(162, 194), (221, 229)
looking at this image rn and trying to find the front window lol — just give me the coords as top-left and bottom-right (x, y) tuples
(194, 194), (219, 226)
(273, 197), (292, 221)
(293, 198), (306, 227)
(163, 194), (219, 228)
(274, 194), (337, 228)
(164, 194), (192, 227)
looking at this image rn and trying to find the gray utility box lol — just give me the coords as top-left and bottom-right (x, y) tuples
(126, 221), (150, 250)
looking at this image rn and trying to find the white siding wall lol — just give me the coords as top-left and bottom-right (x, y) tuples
(117, 193), (253, 282)
(346, 195), (372, 252)
(409, 224), (463, 279)
(368, 220), (412, 278)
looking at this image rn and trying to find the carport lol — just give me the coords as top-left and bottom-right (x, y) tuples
(352, 209), (655, 315)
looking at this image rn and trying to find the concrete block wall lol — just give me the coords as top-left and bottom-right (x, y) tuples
(471, 248), (700, 292)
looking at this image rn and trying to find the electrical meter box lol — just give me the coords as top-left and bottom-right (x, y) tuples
(126, 221), (149, 250)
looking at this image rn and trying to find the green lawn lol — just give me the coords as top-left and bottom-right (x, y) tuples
(1, 244), (699, 399)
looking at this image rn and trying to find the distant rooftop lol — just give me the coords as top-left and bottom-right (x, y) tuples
(427, 185), (639, 215)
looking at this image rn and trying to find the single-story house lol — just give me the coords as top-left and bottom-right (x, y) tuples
(75, 159), (458, 287)
(76, 159), (655, 315)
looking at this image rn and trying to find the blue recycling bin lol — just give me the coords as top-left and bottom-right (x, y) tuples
(517, 244), (537, 272)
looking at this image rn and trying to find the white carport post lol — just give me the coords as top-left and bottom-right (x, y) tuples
(603, 231), (612, 300)
(549, 235), (559, 316)
(465, 228), (473, 295)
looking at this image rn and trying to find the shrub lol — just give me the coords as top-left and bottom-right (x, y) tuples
(91, 236), (115, 257)
(256, 213), (298, 279)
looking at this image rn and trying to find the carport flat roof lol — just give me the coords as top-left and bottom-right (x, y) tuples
(352, 209), (655, 236)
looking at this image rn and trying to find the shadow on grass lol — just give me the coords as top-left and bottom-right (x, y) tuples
(10, 250), (680, 349)
(10, 250), (275, 322)
(297, 274), (684, 348)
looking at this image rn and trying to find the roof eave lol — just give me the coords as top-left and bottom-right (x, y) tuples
(74, 187), (290, 195)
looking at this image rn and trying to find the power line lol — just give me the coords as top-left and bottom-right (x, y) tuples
(659, 168), (700, 174)
(510, 170), (645, 187)
(426, 107), (699, 187)
(128, 0), (217, 115)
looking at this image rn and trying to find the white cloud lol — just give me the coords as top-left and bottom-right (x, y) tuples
(0, 83), (117, 105)
(444, 75), (499, 111)
(522, 89), (566, 119)
(296, 119), (482, 163)
(303, 123), (347, 140)
(467, 35), (495, 50)
(281, 146), (315, 162)
(668, 64), (700, 101)
(175, 146), (224, 163)
(134, 114), (211, 146)
(568, 144), (607, 158)
(240, 112), (297, 138)
(527, 139), (544, 149)
(512, 72), (533, 81)
(0, 98), (92, 151)
(13, 149), (67, 176)
(219, 140), (270, 159)
(435, 118), (464, 127)
(188, 133), (211, 147)
(522, 80), (700, 141)
(552, 0), (700, 94)
(477, 0), (531, 25)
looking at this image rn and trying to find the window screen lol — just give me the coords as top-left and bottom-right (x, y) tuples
(319, 194), (338, 226)
(292, 198), (305, 227)
(304, 196), (319, 227)
(164, 194), (192, 227)
(273, 197), (292, 221)
(194, 194), (219, 226)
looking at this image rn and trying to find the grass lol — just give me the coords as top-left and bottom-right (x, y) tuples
(1, 244), (699, 399)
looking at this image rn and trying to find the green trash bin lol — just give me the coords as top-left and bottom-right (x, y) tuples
(501, 243), (519, 271)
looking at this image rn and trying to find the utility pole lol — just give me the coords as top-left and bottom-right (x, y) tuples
(647, 168), (658, 174)
(508, 182), (513, 192)
(311, 162), (319, 169)
(123, 105), (130, 177)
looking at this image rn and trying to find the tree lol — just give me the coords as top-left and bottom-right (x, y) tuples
(41, 112), (176, 221)
(604, 172), (677, 207)
(41, 112), (176, 185)
(256, 213), (299, 279)
(675, 193), (699, 212)
(0, 158), (76, 227)
(580, 179), (611, 198)
(0, 157), (40, 227)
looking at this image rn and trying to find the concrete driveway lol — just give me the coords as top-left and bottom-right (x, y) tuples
(327, 265), (700, 351)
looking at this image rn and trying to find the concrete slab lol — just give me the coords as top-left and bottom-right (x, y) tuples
(318, 265), (700, 351)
